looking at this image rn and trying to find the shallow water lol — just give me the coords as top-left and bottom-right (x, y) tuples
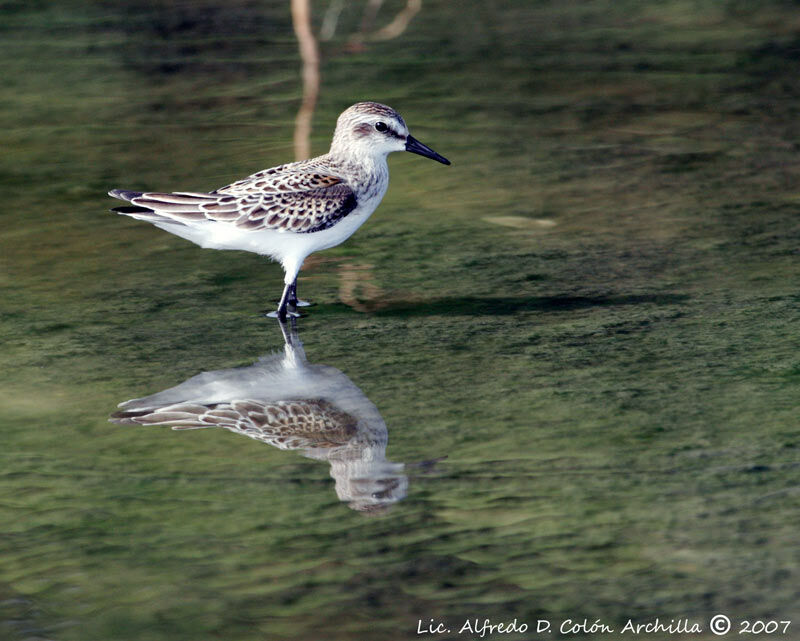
(2, 1), (800, 639)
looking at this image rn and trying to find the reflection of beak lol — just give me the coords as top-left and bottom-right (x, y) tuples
(371, 477), (402, 499)
(405, 135), (451, 165)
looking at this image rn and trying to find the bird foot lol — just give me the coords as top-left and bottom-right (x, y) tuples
(291, 299), (313, 308)
(266, 309), (302, 319)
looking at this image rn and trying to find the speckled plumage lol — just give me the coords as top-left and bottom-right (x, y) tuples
(109, 101), (450, 319)
(116, 397), (359, 450)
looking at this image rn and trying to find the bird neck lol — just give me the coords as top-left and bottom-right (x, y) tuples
(326, 148), (389, 192)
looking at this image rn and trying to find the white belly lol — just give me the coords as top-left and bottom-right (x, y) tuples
(152, 188), (386, 279)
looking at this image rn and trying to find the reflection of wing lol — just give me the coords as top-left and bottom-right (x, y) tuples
(110, 168), (358, 234)
(111, 398), (358, 450)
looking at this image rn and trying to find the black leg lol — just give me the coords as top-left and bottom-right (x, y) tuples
(266, 281), (300, 320)
(288, 278), (312, 307)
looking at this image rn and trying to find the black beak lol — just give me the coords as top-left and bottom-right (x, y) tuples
(405, 135), (451, 165)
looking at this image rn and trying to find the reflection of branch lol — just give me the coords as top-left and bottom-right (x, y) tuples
(291, 0), (320, 160)
(369, 0), (421, 41)
(320, 0), (344, 41)
(359, 0), (384, 37)
(322, 0), (423, 46)
(338, 262), (385, 312)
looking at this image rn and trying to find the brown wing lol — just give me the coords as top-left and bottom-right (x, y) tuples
(214, 163), (343, 196)
(126, 171), (358, 234)
(111, 399), (359, 449)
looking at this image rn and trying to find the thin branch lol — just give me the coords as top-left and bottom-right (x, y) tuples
(369, 0), (421, 41)
(291, 0), (320, 160)
(320, 0), (344, 41)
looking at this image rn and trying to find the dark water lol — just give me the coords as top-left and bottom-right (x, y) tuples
(2, 1), (800, 640)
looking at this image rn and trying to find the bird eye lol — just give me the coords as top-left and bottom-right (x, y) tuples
(374, 121), (388, 133)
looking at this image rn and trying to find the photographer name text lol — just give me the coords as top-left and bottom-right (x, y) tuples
(416, 615), (791, 637)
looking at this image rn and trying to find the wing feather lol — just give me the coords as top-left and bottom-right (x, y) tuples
(111, 399), (358, 449)
(117, 170), (358, 233)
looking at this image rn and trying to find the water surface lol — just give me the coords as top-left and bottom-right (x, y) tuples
(2, 1), (799, 639)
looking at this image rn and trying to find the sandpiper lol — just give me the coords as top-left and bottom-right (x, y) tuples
(109, 102), (450, 320)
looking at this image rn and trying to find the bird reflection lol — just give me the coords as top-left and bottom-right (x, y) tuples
(111, 320), (409, 512)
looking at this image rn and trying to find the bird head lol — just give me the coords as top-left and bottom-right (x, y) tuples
(330, 102), (450, 165)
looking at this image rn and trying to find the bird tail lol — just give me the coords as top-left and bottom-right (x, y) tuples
(108, 188), (158, 216)
(108, 188), (210, 226)
(109, 188), (143, 201)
